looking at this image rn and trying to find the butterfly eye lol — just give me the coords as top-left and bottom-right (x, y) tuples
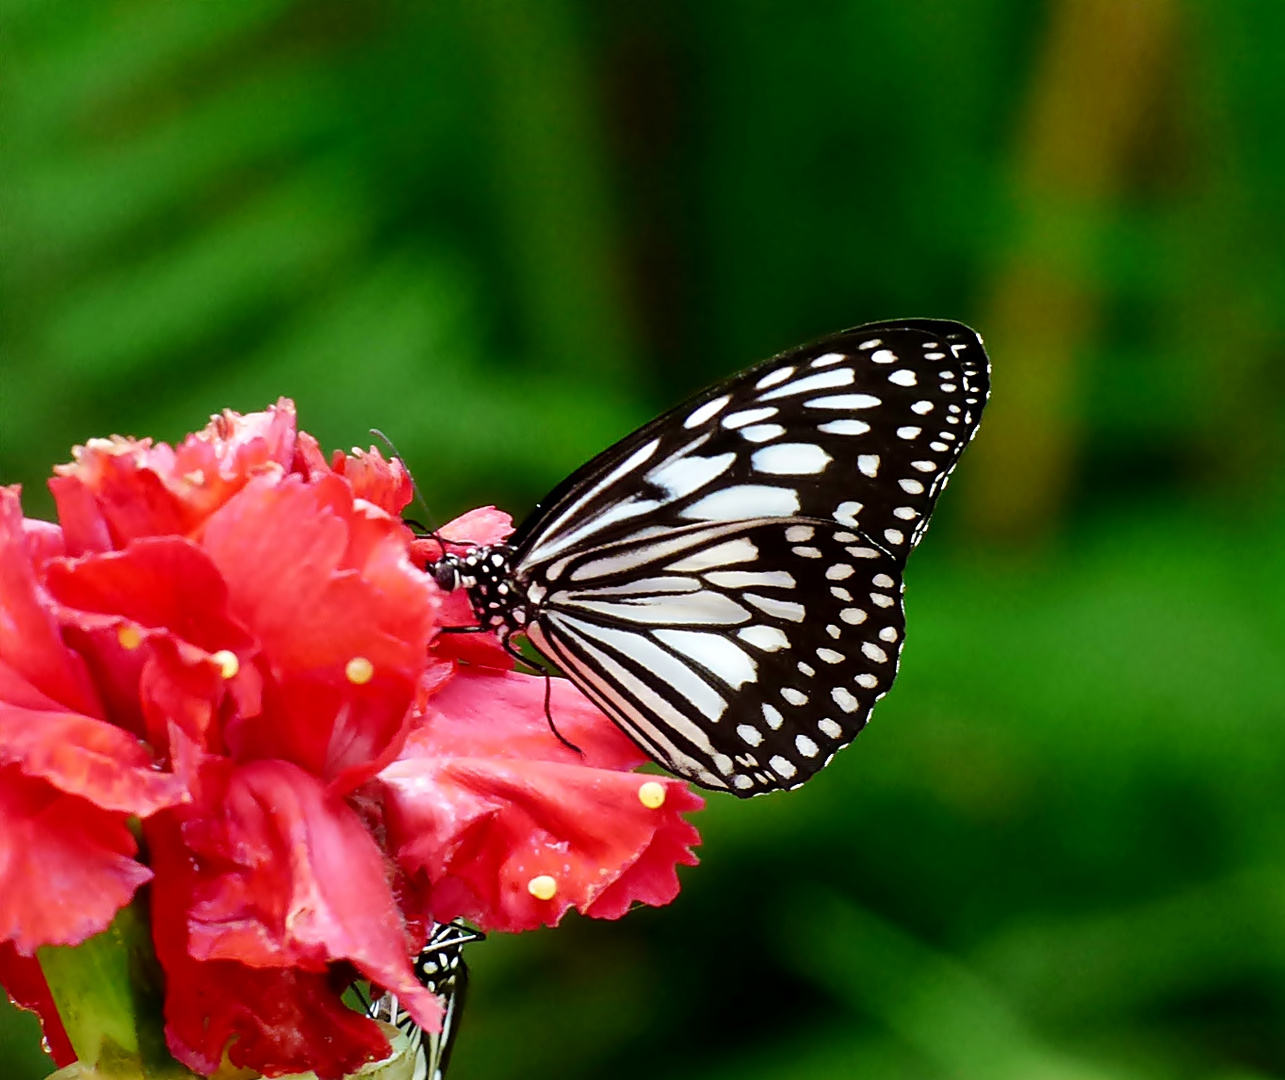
(432, 561), (460, 591)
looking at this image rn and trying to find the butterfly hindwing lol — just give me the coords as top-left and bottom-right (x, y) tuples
(511, 319), (989, 575)
(368, 921), (482, 1080)
(522, 517), (905, 794)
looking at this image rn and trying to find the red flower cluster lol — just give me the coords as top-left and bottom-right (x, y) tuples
(0, 401), (701, 1079)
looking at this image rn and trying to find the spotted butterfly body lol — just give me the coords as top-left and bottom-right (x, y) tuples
(430, 319), (990, 796)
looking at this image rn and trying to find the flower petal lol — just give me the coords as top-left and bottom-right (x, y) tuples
(0, 766), (152, 952)
(414, 668), (649, 770)
(379, 670), (702, 933)
(172, 760), (442, 1032)
(201, 474), (434, 787)
(0, 488), (103, 718)
(149, 809), (394, 1080)
(50, 400), (299, 552)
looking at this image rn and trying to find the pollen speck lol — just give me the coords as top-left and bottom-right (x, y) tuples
(346, 657), (374, 685)
(638, 781), (666, 809)
(527, 874), (557, 900)
(117, 625), (143, 650)
(211, 650), (239, 679)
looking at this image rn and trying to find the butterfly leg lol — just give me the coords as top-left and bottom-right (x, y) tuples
(499, 634), (583, 757)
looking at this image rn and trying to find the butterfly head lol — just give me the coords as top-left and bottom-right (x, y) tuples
(428, 544), (525, 631)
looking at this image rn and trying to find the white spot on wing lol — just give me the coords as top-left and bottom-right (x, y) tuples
(818, 718), (843, 738)
(888, 369), (917, 386)
(781, 688), (808, 706)
(759, 367), (854, 401)
(817, 419), (871, 436)
(811, 351), (846, 367)
(739, 424), (787, 443)
(752, 443), (833, 476)
(682, 485), (800, 520)
(722, 406), (778, 429)
(738, 625), (790, 651)
(832, 687), (860, 713)
(654, 628), (758, 688)
(896, 426), (921, 440)
(665, 537), (759, 572)
(562, 591), (750, 625)
(833, 501), (863, 527)
(755, 366), (795, 390)
(870, 349), (896, 364)
(707, 569), (796, 589)
(770, 755), (797, 779)
(805, 394), (882, 410)
(737, 724), (764, 747)
(858, 454), (880, 477)
(743, 593), (806, 622)
(899, 478), (925, 494)
(647, 453), (736, 499)
(911, 400), (934, 415)
(795, 734), (820, 758)
(785, 525), (814, 542)
(862, 642), (889, 663)
(762, 703), (784, 729)
(684, 395), (731, 428)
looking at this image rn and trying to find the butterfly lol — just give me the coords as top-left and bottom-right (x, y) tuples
(367, 921), (483, 1080)
(428, 319), (990, 796)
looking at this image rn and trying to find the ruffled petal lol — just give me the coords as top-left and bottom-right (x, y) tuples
(379, 670), (702, 932)
(50, 400), (299, 552)
(148, 812), (394, 1080)
(0, 766), (151, 952)
(174, 760), (441, 1031)
(0, 488), (103, 718)
(414, 668), (649, 770)
(200, 474), (434, 787)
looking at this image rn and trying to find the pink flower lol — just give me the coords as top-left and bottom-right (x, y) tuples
(0, 401), (702, 1079)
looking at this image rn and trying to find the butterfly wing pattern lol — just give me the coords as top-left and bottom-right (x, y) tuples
(369, 921), (482, 1080)
(436, 318), (989, 796)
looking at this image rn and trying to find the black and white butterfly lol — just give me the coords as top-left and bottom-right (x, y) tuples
(428, 319), (990, 796)
(368, 921), (483, 1080)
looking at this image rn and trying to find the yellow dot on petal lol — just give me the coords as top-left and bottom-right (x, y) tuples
(211, 650), (239, 679)
(117, 625), (143, 650)
(345, 657), (374, 685)
(638, 780), (667, 809)
(527, 875), (557, 901)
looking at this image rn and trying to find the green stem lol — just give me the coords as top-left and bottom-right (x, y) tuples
(37, 893), (196, 1079)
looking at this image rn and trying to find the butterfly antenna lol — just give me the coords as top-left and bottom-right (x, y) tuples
(369, 428), (450, 556)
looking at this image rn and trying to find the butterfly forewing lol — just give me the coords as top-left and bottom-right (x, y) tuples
(512, 319), (989, 574)
(522, 517), (905, 794)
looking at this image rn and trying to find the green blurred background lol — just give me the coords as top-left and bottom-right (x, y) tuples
(3, 1), (1285, 1077)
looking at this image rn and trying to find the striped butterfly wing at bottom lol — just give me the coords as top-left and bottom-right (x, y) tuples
(369, 921), (481, 1080)
(522, 517), (906, 795)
